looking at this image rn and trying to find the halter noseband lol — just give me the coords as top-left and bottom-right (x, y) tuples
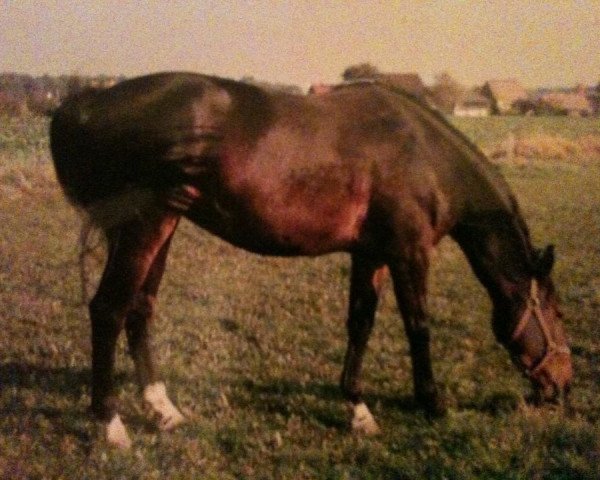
(510, 280), (571, 378)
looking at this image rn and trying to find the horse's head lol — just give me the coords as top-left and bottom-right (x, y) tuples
(498, 246), (572, 404)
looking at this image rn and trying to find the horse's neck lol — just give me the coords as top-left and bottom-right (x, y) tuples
(450, 208), (533, 306)
(383, 83), (535, 307)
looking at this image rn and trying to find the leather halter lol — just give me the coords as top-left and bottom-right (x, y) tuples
(511, 280), (571, 378)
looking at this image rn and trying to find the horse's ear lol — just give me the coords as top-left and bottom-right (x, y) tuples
(533, 244), (555, 278)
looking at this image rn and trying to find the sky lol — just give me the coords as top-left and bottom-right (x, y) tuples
(1, 0), (599, 89)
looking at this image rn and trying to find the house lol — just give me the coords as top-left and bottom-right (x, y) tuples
(537, 91), (594, 117)
(308, 83), (334, 95)
(453, 89), (491, 117)
(88, 76), (120, 89)
(589, 92), (600, 116)
(483, 79), (529, 115)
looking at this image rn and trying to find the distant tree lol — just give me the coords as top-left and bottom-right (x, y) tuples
(429, 72), (466, 114)
(65, 75), (86, 97)
(0, 89), (28, 116)
(240, 75), (256, 84)
(26, 76), (61, 115)
(0, 73), (30, 116)
(0, 73), (126, 116)
(342, 63), (381, 81)
(0, 73), (31, 97)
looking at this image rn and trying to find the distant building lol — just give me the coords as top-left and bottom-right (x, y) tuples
(88, 76), (120, 89)
(453, 89), (491, 117)
(537, 90), (594, 117)
(589, 90), (600, 116)
(483, 79), (529, 115)
(308, 83), (334, 95)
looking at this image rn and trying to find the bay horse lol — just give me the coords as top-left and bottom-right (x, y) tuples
(50, 72), (572, 448)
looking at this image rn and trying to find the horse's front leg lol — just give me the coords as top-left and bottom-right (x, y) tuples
(388, 245), (446, 417)
(340, 254), (387, 435)
(89, 213), (180, 448)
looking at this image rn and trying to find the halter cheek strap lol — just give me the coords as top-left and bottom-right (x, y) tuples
(511, 280), (571, 378)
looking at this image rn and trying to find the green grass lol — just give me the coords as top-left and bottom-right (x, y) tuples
(1, 115), (599, 479)
(0, 115), (49, 165)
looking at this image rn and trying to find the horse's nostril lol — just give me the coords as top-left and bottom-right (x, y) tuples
(544, 381), (571, 406)
(530, 381), (559, 405)
(557, 382), (571, 405)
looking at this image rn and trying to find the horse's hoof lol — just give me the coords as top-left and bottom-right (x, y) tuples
(106, 414), (132, 449)
(144, 382), (186, 431)
(350, 403), (381, 436)
(157, 408), (186, 431)
(424, 401), (448, 419)
(417, 392), (448, 418)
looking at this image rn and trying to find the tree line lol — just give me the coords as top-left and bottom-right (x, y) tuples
(0, 73), (124, 116)
(0, 68), (463, 117)
(1, 65), (598, 117)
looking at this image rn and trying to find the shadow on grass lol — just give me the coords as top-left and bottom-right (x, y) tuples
(0, 361), (89, 395)
(571, 343), (600, 382)
(0, 361), (97, 449)
(236, 376), (541, 432)
(236, 378), (421, 431)
(460, 391), (522, 416)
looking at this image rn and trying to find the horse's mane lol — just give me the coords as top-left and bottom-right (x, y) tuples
(335, 80), (535, 264)
(335, 80), (490, 170)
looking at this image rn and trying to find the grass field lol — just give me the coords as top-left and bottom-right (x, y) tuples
(1, 115), (600, 479)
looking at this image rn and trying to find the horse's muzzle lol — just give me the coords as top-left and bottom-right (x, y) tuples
(534, 379), (570, 406)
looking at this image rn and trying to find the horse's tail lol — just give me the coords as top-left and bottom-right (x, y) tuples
(50, 92), (167, 231)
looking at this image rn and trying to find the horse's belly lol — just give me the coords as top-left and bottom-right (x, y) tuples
(249, 170), (372, 255)
(185, 145), (373, 255)
(260, 199), (368, 254)
(185, 191), (368, 256)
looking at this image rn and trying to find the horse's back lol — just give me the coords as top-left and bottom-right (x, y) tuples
(49, 72), (510, 256)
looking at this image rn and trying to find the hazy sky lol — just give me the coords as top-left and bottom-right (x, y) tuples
(2, 0), (599, 88)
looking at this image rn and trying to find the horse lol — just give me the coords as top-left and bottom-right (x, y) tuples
(49, 72), (572, 448)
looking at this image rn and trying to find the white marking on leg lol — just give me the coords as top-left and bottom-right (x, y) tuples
(351, 402), (380, 435)
(106, 414), (132, 449)
(143, 382), (185, 431)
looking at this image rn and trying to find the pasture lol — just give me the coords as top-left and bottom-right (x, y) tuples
(1, 114), (599, 479)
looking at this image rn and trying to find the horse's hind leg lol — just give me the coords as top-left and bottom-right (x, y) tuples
(89, 213), (179, 448)
(125, 231), (184, 431)
(340, 254), (387, 435)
